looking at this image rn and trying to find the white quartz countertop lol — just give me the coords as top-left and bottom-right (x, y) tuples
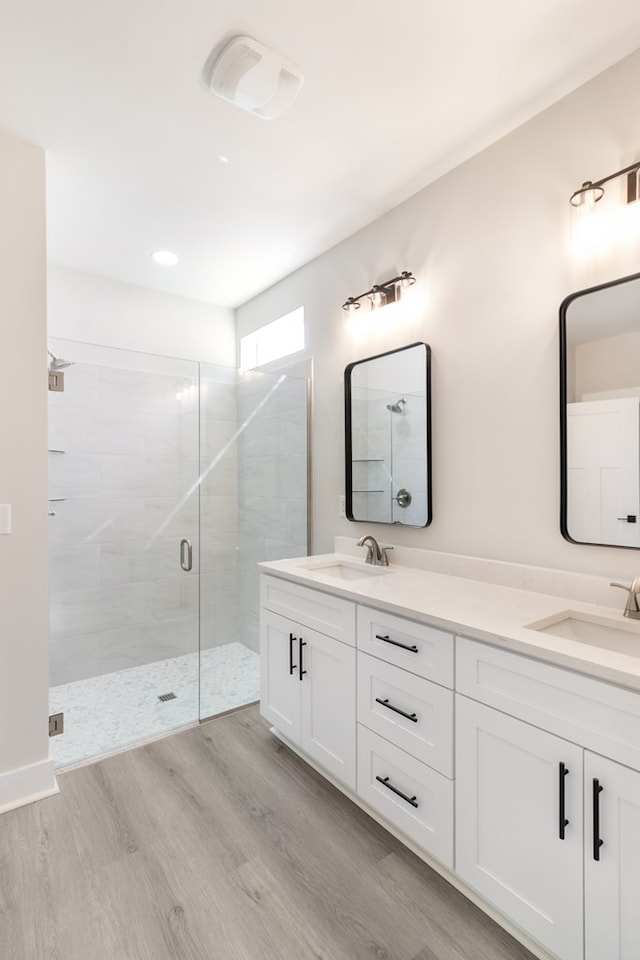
(259, 553), (640, 692)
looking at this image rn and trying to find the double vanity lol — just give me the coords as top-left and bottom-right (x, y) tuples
(259, 545), (640, 960)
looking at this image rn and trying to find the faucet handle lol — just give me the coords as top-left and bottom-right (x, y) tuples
(380, 546), (394, 566)
(610, 580), (640, 618)
(610, 581), (631, 593)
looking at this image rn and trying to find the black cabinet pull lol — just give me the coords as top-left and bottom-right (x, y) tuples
(288, 633), (297, 675)
(559, 762), (569, 839)
(298, 637), (307, 681)
(593, 778), (604, 861)
(375, 697), (418, 723)
(375, 633), (419, 653)
(375, 775), (419, 809)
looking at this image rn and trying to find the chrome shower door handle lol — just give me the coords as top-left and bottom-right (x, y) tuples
(180, 538), (193, 572)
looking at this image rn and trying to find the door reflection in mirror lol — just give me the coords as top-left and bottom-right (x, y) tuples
(345, 342), (431, 528)
(560, 272), (640, 548)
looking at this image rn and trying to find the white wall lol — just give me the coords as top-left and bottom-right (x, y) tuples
(575, 331), (640, 399)
(237, 49), (640, 581)
(0, 130), (56, 811)
(48, 265), (236, 366)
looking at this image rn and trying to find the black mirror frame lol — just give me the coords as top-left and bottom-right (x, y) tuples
(559, 270), (640, 549)
(344, 341), (432, 528)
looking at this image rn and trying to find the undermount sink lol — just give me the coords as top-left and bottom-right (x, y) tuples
(526, 611), (640, 659)
(301, 559), (391, 581)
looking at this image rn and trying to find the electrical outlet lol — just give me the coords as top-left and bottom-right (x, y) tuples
(338, 495), (346, 518)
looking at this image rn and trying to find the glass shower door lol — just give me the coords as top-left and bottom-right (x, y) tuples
(48, 339), (200, 767)
(198, 362), (309, 721)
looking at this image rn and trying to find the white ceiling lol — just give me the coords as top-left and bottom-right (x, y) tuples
(1, 1), (640, 309)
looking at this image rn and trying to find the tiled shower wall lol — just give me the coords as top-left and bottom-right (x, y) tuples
(351, 387), (392, 523)
(49, 349), (308, 684)
(237, 371), (308, 653)
(199, 364), (240, 655)
(351, 386), (427, 526)
(49, 355), (239, 686)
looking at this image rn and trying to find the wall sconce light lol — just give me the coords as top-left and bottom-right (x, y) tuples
(342, 271), (415, 313)
(570, 161), (640, 209)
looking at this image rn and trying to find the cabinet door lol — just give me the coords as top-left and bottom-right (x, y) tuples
(260, 610), (301, 744)
(585, 752), (640, 960)
(455, 695), (583, 960)
(300, 628), (356, 790)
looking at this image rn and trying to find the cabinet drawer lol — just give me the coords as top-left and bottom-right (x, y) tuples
(261, 575), (356, 645)
(357, 725), (453, 868)
(457, 636), (640, 772)
(357, 652), (453, 776)
(357, 606), (453, 687)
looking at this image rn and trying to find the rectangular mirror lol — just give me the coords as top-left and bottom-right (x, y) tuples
(560, 271), (640, 548)
(345, 341), (431, 527)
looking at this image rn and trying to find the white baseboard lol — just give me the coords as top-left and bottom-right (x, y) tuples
(0, 758), (59, 815)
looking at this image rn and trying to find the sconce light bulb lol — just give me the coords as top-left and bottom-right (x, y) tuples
(400, 271), (415, 289)
(369, 286), (385, 308)
(342, 297), (361, 313)
(570, 181), (605, 209)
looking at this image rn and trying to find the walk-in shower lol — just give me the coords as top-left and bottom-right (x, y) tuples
(47, 338), (309, 768)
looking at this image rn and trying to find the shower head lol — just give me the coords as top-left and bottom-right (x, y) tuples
(48, 350), (74, 371)
(386, 397), (407, 414)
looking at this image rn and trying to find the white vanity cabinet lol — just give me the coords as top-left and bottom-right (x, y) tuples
(259, 564), (640, 960)
(260, 576), (357, 790)
(584, 753), (640, 960)
(456, 636), (640, 960)
(455, 695), (584, 960)
(356, 605), (455, 868)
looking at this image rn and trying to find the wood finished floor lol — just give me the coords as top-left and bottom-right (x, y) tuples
(0, 706), (536, 960)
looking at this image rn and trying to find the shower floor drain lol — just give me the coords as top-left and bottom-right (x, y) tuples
(158, 692), (177, 702)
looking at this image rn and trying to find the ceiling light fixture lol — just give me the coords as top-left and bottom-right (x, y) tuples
(570, 161), (640, 208)
(151, 250), (179, 266)
(218, 155), (230, 164)
(342, 271), (416, 313)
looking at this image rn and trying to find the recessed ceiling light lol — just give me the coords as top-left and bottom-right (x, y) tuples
(219, 155), (230, 164)
(151, 250), (179, 266)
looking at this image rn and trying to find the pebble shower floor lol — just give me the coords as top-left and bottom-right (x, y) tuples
(49, 641), (260, 768)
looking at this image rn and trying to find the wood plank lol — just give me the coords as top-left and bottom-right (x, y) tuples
(0, 706), (536, 960)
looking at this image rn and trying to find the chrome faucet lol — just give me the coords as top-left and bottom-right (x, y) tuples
(610, 578), (640, 619)
(357, 535), (393, 567)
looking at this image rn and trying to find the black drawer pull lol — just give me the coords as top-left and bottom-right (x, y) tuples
(593, 778), (604, 861)
(375, 697), (418, 723)
(559, 761), (569, 839)
(375, 633), (418, 653)
(288, 633), (297, 675)
(375, 775), (419, 808)
(298, 637), (307, 681)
